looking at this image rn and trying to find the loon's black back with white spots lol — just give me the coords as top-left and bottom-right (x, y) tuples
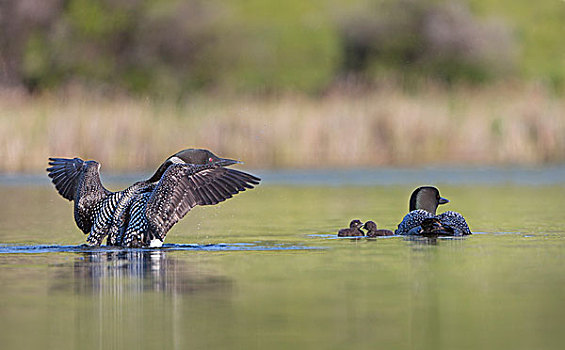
(395, 209), (434, 235)
(436, 211), (471, 236)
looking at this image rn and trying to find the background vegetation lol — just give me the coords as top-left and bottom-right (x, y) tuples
(1, 0), (564, 171)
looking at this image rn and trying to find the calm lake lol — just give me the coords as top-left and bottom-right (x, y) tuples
(1, 168), (564, 350)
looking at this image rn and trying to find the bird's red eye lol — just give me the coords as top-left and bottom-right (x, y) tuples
(208, 157), (213, 162)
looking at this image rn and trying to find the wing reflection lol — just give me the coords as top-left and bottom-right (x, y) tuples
(57, 250), (232, 295)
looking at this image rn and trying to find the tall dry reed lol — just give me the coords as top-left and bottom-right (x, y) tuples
(0, 84), (563, 172)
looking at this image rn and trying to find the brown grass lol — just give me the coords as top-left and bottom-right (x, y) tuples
(0, 83), (564, 172)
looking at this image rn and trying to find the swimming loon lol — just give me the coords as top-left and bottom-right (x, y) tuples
(337, 219), (365, 237)
(363, 221), (394, 237)
(395, 186), (471, 236)
(47, 149), (260, 247)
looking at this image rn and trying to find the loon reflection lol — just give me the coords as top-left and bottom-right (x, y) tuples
(62, 250), (232, 295)
(403, 234), (466, 247)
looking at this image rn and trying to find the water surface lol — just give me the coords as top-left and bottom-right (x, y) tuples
(0, 170), (564, 350)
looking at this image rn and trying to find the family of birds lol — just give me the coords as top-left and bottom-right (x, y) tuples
(338, 186), (471, 238)
(47, 148), (470, 248)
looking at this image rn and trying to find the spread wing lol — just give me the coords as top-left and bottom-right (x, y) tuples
(46, 157), (86, 201)
(146, 164), (260, 240)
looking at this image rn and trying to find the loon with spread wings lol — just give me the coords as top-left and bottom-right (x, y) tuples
(47, 149), (260, 247)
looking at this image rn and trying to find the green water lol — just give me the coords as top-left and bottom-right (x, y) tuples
(1, 184), (564, 350)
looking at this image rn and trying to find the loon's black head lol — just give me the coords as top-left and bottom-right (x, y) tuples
(363, 221), (377, 231)
(409, 186), (449, 215)
(349, 219), (364, 229)
(170, 148), (242, 167)
(148, 148), (242, 183)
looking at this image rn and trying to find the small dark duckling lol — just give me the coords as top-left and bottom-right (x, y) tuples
(338, 219), (365, 237)
(396, 186), (471, 236)
(363, 221), (394, 237)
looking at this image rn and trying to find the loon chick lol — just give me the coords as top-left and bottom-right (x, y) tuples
(337, 219), (365, 237)
(363, 221), (394, 237)
(407, 217), (454, 236)
(47, 149), (260, 247)
(395, 186), (471, 236)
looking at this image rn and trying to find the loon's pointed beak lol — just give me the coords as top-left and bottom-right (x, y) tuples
(439, 197), (449, 205)
(216, 158), (243, 167)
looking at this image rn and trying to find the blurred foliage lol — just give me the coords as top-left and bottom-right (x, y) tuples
(468, 0), (565, 92)
(336, 0), (517, 85)
(1, 0), (564, 95)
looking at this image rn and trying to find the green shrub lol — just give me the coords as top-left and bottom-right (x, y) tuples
(337, 0), (517, 85)
(3, 0), (563, 95)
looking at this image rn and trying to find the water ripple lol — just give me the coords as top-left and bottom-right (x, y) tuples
(0, 242), (323, 254)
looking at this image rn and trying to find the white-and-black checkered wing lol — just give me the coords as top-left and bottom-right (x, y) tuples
(145, 163), (260, 240)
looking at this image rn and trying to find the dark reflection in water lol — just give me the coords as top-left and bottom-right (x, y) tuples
(406, 236), (440, 246)
(51, 250), (232, 296)
(404, 236), (463, 246)
(308, 233), (468, 246)
(44, 250), (237, 349)
(0, 242), (320, 254)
